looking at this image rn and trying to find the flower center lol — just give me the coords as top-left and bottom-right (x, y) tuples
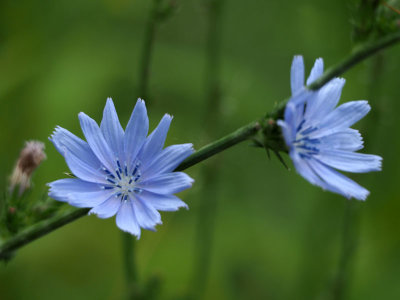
(293, 125), (320, 158)
(102, 160), (142, 200)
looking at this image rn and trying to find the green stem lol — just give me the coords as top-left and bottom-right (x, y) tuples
(0, 30), (399, 260)
(138, 0), (161, 99)
(191, 0), (224, 298)
(122, 231), (139, 299)
(0, 208), (89, 259)
(331, 200), (361, 300)
(176, 120), (261, 171)
(123, 0), (163, 297)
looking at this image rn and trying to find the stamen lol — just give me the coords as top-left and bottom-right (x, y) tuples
(107, 178), (116, 184)
(116, 170), (122, 180)
(133, 188), (142, 194)
(132, 163), (140, 176)
(117, 160), (123, 173)
(103, 186), (114, 190)
(134, 174), (141, 182)
(124, 164), (128, 176)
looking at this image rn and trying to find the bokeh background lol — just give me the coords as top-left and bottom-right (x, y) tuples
(1, 0), (400, 299)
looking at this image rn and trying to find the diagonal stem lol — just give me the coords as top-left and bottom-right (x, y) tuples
(0, 31), (399, 260)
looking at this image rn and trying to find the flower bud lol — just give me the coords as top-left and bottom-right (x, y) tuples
(9, 141), (46, 196)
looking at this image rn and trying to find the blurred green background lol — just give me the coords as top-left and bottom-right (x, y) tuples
(1, 0), (400, 299)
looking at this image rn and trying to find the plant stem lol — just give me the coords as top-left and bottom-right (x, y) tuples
(0, 30), (399, 260)
(191, 0), (224, 298)
(122, 231), (139, 299)
(124, 0), (163, 297)
(331, 200), (361, 300)
(175, 120), (261, 171)
(0, 208), (89, 259)
(138, 0), (161, 100)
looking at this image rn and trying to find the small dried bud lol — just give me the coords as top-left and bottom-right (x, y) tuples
(9, 141), (46, 196)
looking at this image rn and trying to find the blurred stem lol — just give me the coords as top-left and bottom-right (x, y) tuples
(138, 0), (162, 99)
(1, 30), (400, 260)
(122, 231), (139, 299)
(330, 51), (386, 300)
(191, 0), (224, 298)
(331, 200), (361, 300)
(123, 0), (163, 297)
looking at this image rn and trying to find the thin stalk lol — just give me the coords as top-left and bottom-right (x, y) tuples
(191, 0), (224, 298)
(122, 232), (139, 299)
(138, 0), (161, 100)
(124, 0), (163, 297)
(329, 51), (387, 300)
(0, 30), (399, 260)
(331, 200), (361, 300)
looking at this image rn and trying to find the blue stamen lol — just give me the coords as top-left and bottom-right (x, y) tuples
(124, 165), (128, 176)
(296, 119), (306, 132)
(116, 170), (122, 180)
(103, 186), (114, 190)
(107, 178), (116, 184)
(133, 188), (142, 194)
(132, 165), (139, 176)
(301, 126), (318, 135)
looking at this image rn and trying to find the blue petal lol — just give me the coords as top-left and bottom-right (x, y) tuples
(64, 150), (107, 183)
(291, 151), (346, 196)
(124, 99), (149, 168)
(133, 196), (161, 231)
(138, 172), (194, 195)
(308, 159), (370, 200)
(291, 55), (305, 96)
(116, 199), (141, 237)
(50, 126), (100, 169)
(290, 151), (327, 187)
(316, 150), (382, 173)
(141, 143), (194, 178)
(89, 195), (121, 218)
(100, 98), (125, 161)
(138, 190), (188, 211)
(138, 114), (172, 167)
(319, 129), (363, 151)
(305, 78), (345, 122)
(320, 100), (370, 132)
(79, 112), (116, 172)
(48, 178), (101, 202)
(69, 189), (116, 208)
(306, 58), (324, 85)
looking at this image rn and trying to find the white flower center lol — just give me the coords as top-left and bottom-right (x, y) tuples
(102, 160), (142, 200)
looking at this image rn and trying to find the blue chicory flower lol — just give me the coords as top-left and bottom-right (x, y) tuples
(48, 98), (194, 237)
(278, 56), (382, 200)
